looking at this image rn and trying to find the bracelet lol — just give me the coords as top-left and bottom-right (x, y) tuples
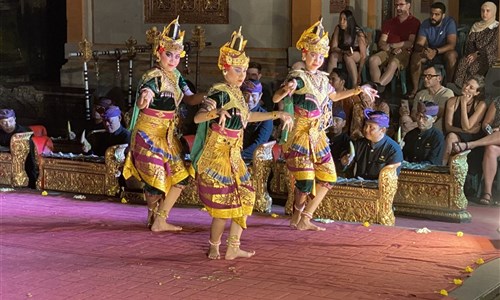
(272, 111), (279, 119)
(353, 86), (363, 96)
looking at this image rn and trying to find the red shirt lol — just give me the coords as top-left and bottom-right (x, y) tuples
(382, 15), (420, 44)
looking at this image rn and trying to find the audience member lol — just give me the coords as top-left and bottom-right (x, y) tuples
(451, 2), (498, 93)
(408, 2), (457, 99)
(90, 97), (113, 131)
(442, 75), (487, 165)
(326, 9), (367, 87)
(329, 68), (355, 132)
(342, 109), (403, 179)
(82, 105), (131, 156)
(400, 65), (454, 134)
(240, 79), (273, 161)
(350, 82), (390, 140)
(327, 107), (351, 175)
(368, 0), (420, 92)
(452, 96), (500, 205)
(403, 101), (444, 165)
(0, 109), (38, 188)
(247, 62), (274, 112)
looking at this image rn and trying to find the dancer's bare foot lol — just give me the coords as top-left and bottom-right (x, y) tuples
(290, 210), (302, 228)
(147, 209), (155, 228)
(208, 240), (221, 260)
(297, 212), (326, 231)
(225, 247), (255, 260)
(150, 218), (182, 232)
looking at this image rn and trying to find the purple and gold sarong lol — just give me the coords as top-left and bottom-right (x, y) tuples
(123, 108), (190, 194)
(283, 107), (337, 191)
(196, 124), (255, 228)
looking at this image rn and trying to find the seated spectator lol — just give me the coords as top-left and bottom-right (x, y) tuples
(400, 65), (454, 134)
(90, 97), (114, 131)
(240, 79), (273, 161)
(450, 2), (498, 94)
(403, 101), (444, 165)
(368, 0), (420, 92)
(408, 2), (457, 99)
(350, 82), (390, 140)
(0, 109), (38, 188)
(442, 75), (487, 165)
(327, 107), (351, 175)
(453, 96), (500, 205)
(341, 109), (403, 180)
(82, 106), (131, 156)
(246, 62), (274, 112)
(326, 9), (367, 87)
(329, 68), (355, 132)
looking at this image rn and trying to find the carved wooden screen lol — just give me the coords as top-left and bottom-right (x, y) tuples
(144, 0), (229, 24)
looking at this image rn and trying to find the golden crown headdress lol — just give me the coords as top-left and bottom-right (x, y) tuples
(296, 18), (330, 57)
(218, 26), (250, 70)
(146, 16), (185, 61)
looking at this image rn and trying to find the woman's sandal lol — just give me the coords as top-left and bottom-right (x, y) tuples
(479, 193), (492, 205)
(452, 141), (469, 154)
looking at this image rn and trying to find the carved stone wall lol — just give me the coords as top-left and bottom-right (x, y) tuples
(144, 0), (229, 24)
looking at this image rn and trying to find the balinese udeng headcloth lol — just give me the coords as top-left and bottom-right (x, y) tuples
(147, 16), (185, 61)
(296, 18), (330, 57)
(218, 26), (250, 70)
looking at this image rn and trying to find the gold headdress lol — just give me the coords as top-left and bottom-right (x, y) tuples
(146, 16), (185, 61)
(296, 18), (329, 57)
(218, 26), (250, 70)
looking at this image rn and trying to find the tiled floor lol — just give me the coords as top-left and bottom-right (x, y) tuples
(1, 189), (499, 300)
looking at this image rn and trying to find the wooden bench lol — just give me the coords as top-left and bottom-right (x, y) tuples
(37, 144), (128, 196)
(393, 151), (471, 222)
(0, 132), (33, 187)
(176, 141), (277, 213)
(282, 163), (401, 226)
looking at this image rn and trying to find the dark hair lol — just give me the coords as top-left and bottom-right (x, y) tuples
(338, 10), (364, 49)
(430, 2), (446, 14)
(423, 64), (443, 77)
(330, 68), (348, 83)
(248, 62), (262, 73)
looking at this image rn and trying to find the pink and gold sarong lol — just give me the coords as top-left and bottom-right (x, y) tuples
(123, 108), (190, 194)
(283, 108), (337, 188)
(196, 124), (255, 228)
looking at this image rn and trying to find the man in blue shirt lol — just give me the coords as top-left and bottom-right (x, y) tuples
(408, 2), (458, 99)
(240, 79), (273, 161)
(342, 110), (403, 180)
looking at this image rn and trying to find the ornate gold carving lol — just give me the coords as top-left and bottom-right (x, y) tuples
(284, 162), (399, 226)
(394, 151), (471, 222)
(79, 39), (93, 62)
(144, 0), (229, 24)
(37, 144), (127, 196)
(0, 132), (32, 187)
(252, 141), (276, 213)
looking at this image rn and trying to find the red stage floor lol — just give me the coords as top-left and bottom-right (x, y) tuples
(1, 189), (499, 300)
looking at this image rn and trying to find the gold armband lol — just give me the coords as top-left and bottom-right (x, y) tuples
(207, 110), (218, 120)
(272, 111), (279, 119)
(353, 86), (363, 96)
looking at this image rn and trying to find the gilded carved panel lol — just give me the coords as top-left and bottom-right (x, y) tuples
(144, 0), (229, 24)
